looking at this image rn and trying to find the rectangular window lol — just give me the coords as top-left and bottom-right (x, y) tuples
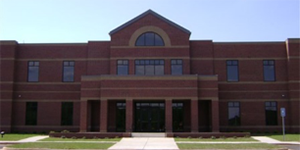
(61, 102), (73, 126)
(25, 102), (38, 125)
(226, 60), (239, 81)
(265, 101), (278, 125)
(27, 61), (39, 82)
(171, 59), (183, 75)
(135, 59), (164, 75)
(263, 60), (275, 81)
(228, 102), (240, 126)
(117, 60), (129, 75)
(63, 61), (75, 82)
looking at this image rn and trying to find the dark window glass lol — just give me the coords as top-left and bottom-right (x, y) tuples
(263, 60), (275, 81)
(145, 32), (155, 46)
(265, 101), (278, 125)
(135, 34), (145, 46)
(135, 59), (164, 75)
(135, 32), (164, 46)
(135, 102), (165, 132)
(172, 102), (184, 132)
(227, 60), (239, 81)
(155, 34), (164, 46)
(26, 102), (38, 125)
(228, 102), (240, 126)
(28, 61), (39, 82)
(116, 102), (126, 132)
(63, 61), (74, 82)
(117, 60), (129, 75)
(171, 59), (183, 75)
(61, 102), (73, 125)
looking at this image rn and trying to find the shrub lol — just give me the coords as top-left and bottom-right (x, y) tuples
(211, 136), (216, 139)
(61, 130), (70, 133)
(244, 134), (250, 138)
(49, 131), (56, 134)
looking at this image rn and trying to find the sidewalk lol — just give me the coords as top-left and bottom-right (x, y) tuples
(108, 137), (179, 150)
(17, 136), (48, 142)
(252, 136), (300, 145)
(1, 135), (299, 150)
(0, 136), (48, 144)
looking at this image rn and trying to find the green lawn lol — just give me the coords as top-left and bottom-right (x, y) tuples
(268, 134), (300, 142)
(175, 137), (257, 141)
(0, 134), (41, 141)
(177, 143), (283, 149)
(41, 137), (121, 141)
(9, 142), (113, 149)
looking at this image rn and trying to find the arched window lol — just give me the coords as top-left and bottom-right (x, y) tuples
(135, 32), (164, 46)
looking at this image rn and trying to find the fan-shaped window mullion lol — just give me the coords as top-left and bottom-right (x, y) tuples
(135, 32), (164, 46)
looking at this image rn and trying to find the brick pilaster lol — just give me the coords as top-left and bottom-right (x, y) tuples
(165, 99), (173, 132)
(126, 99), (133, 132)
(100, 100), (108, 132)
(79, 100), (88, 132)
(191, 99), (199, 132)
(211, 100), (220, 132)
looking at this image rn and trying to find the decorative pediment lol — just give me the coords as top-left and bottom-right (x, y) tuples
(109, 9), (191, 35)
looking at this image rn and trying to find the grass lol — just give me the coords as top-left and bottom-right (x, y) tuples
(177, 143), (283, 149)
(267, 134), (300, 142)
(175, 137), (257, 141)
(41, 137), (121, 141)
(0, 133), (42, 141)
(9, 142), (114, 149)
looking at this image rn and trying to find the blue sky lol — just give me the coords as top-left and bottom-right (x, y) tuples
(0, 0), (299, 43)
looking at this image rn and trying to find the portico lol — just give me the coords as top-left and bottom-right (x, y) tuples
(79, 75), (220, 135)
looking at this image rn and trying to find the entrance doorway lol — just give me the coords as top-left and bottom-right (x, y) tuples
(134, 102), (165, 132)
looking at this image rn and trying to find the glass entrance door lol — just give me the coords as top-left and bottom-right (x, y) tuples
(135, 102), (165, 132)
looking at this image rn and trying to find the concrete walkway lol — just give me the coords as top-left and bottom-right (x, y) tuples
(252, 136), (282, 144)
(1, 135), (299, 150)
(108, 138), (179, 150)
(252, 136), (300, 145)
(17, 136), (48, 142)
(0, 136), (48, 144)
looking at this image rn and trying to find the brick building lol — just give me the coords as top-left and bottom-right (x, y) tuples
(1, 10), (299, 135)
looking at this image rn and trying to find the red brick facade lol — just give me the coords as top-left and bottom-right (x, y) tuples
(0, 10), (299, 134)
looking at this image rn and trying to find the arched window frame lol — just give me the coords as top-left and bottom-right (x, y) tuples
(135, 32), (165, 46)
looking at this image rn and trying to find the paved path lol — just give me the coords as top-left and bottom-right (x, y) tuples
(17, 136), (48, 142)
(108, 138), (179, 150)
(252, 136), (282, 144)
(1, 135), (299, 150)
(176, 141), (260, 144)
(252, 136), (300, 145)
(0, 136), (48, 144)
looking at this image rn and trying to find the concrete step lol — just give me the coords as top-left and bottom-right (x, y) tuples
(131, 132), (166, 137)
